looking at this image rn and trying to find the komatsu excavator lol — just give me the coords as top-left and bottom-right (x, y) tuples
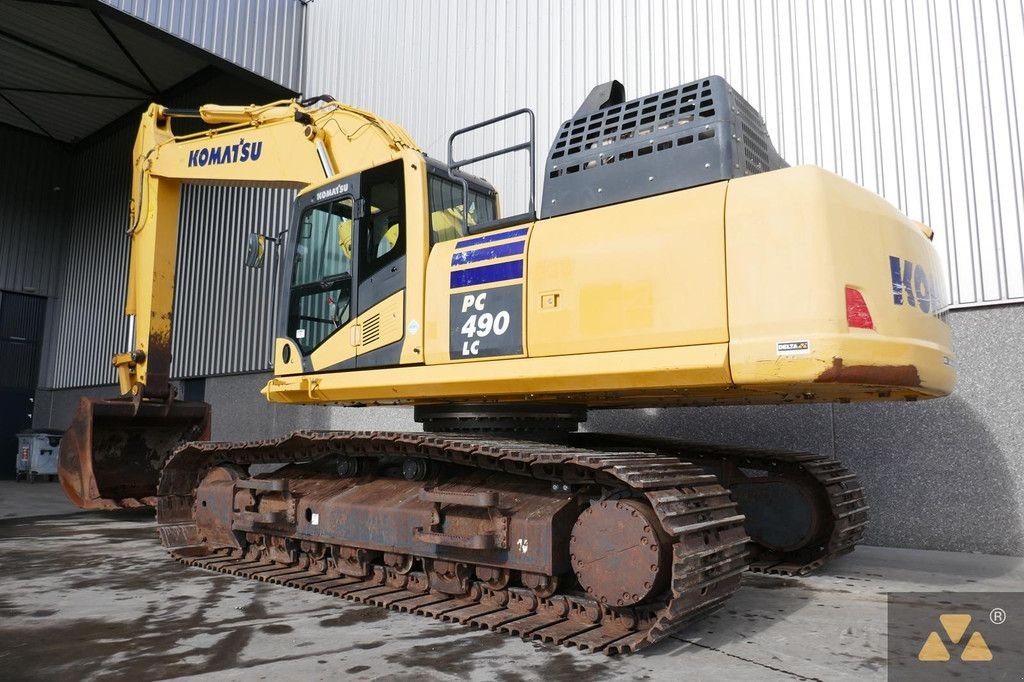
(58, 76), (954, 654)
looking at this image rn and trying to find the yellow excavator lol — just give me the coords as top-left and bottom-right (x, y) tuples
(58, 76), (953, 654)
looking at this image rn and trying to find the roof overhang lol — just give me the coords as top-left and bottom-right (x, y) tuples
(0, 0), (297, 145)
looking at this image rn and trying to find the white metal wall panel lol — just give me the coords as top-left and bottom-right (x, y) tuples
(304, 0), (1024, 308)
(99, 0), (306, 92)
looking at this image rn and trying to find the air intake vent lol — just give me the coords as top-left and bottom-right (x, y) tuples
(540, 76), (787, 218)
(361, 314), (381, 345)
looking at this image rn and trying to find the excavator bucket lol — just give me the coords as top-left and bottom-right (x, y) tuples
(58, 397), (211, 510)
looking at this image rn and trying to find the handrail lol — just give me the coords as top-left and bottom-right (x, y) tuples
(446, 108), (536, 235)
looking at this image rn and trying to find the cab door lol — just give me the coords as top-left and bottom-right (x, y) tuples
(353, 160), (407, 368)
(287, 176), (361, 372)
(283, 161), (409, 373)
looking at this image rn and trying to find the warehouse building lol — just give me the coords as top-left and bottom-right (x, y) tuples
(1, 0), (1021, 557)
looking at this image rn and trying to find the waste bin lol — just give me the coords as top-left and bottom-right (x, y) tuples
(15, 430), (63, 483)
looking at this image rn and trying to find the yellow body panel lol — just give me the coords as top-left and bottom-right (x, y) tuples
(354, 290), (405, 356)
(264, 343), (730, 404)
(400, 157), (429, 364)
(303, 290), (404, 371)
(307, 315), (358, 371)
(266, 165), (954, 407)
(527, 182), (728, 357)
(275, 338), (304, 375)
(725, 166), (954, 397)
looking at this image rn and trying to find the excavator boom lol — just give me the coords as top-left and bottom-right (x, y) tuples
(60, 97), (420, 509)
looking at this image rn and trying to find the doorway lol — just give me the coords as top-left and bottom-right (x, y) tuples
(0, 292), (46, 479)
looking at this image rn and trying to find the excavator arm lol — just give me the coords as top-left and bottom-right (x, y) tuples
(59, 97), (420, 509)
(121, 98), (416, 399)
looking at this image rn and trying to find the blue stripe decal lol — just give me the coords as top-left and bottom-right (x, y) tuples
(451, 240), (525, 266)
(450, 260), (524, 289)
(455, 227), (529, 249)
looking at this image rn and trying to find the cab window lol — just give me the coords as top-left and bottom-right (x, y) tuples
(360, 161), (404, 277)
(428, 174), (497, 245)
(288, 197), (353, 353)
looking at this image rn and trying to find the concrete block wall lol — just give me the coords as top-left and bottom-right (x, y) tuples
(589, 304), (1024, 557)
(34, 304), (1023, 556)
(201, 372), (422, 441)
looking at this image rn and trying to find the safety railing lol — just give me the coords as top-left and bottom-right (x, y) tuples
(446, 108), (536, 235)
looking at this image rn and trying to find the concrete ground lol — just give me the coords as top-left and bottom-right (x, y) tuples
(1, 480), (1022, 682)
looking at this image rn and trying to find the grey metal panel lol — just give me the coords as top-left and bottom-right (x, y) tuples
(99, 0), (306, 92)
(172, 184), (294, 378)
(303, 0), (1024, 308)
(0, 293), (47, 341)
(0, 292), (47, 390)
(48, 125), (134, 389)
(0, 127), (69, 298)
(541, 76), (787, 218)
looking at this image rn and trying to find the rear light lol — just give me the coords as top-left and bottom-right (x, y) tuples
(845, 286), (874, 329)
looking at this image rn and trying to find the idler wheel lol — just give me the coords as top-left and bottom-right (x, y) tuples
(570, 499), (670, 607)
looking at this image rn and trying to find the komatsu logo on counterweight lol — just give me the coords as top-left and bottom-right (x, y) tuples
(187, 139), (263, 167)
(889, 256), (941, 313)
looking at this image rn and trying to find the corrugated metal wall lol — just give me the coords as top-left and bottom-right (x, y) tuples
(99, 0), (306, 92)
(173, 184), (292, 378)
(49, 125), (134, 388)
(304, 0), (1024, 308)
(0, 127), (69, 298)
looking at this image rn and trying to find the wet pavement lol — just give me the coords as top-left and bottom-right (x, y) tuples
(1, 480), (1022, 681)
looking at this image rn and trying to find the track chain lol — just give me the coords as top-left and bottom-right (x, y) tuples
(571, 433), (869, 576)
(157, 431), (750, 654)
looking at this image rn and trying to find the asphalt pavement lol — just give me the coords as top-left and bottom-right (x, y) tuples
(1, 480), (1021, 681)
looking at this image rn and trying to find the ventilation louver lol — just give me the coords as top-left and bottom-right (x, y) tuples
(540, 76), (787, 218)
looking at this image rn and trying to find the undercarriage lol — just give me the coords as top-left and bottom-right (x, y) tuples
(156, 414), (867, 654)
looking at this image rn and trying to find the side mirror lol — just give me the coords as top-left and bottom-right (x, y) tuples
(244, 233), (268, 269)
